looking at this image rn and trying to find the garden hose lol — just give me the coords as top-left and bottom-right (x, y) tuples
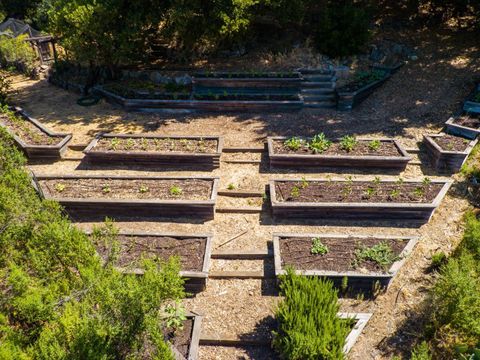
(76, 95), (101, 107)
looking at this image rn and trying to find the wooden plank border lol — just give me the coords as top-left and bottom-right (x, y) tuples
(267, 137), (411, 170)
(269, 178), (452, 222)
(83, 133), (223, 168)
(423, 133), (478, 173)
(272, 233), (419, 289)
(445, 116), (480, 140)
(93, 86), (303, 112)
(340, 312), (372, 354)
(1, 106), (72, 161)
(32, 174), (219, 221)
(336, 74), (390, 111)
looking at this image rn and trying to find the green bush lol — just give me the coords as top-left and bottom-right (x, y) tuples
(0, 127), (185, 358)
(427, 211), (480, 357)
(0, 34), (37, 75)
(411, 341), (432, 360)
(272, 269), (351, 359)
(0, 72), (11, 105)
(313, 1), (371, 58)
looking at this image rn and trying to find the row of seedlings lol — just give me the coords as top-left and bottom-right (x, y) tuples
(92, 72), (304, 112)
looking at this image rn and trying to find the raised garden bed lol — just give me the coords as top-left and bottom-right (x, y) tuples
(102, 80), (192, 100)
(193, 93), (300, 101)
(32, 174), (219, 220)
(84, 134), (223, 168)
(93, 85), (303, 112)
(267, 136), (410, 170)
(445, 113), (480, 139)
(463, 84), (480, 114)
(423, 133), (478, 173)
(192, 71), (302, 88)
(336, 70), (390, 111)
(340, 313), (372, 354)
(273, 233), (418, 290)
(93, 232), (212, 293)
(269, 178), (452, 221)
(0, 106), (71, 161)
(167, 312), (202, 360)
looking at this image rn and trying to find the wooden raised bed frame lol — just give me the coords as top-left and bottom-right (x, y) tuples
(445, 116), (480, 140)
(94, 231), (213, 294)
(1, 106), (72, 161)
(93, 86), (303, 112)
(84, 133), (224, 168)
(267, 137), (411, 170)
(171, 312), (202, 360)
(340, 313), (372, 354)
(32, 174), (219, 221)
(269, 178), (452, 222)
(423, 134), (478, 173)
(336, 74), (390, 111)
(273, 233), (419, 290)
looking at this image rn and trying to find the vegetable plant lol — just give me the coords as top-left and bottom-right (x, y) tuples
(169, 185), (183, 196)
(354, 242), (401, 269)
(368, 139), (381, 151)
(311, 237), (329, 255)
(284, 137), (303, 151)
(54, 183), (66, 192)
(102, 184), (111, 194)
(340, 135), (358, 152)
(139, 185), (149, 193)
(308, 133), (331, 154)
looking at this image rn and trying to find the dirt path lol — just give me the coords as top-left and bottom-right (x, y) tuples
(11, 28), (480, 359)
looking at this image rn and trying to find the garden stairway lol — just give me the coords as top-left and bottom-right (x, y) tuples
(299, 68), (337, 109)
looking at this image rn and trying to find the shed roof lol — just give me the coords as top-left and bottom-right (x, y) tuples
(0, 18), (42, 38)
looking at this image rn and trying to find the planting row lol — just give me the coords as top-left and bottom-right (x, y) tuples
(0, 105), (71, 161)
(31, 174), (451, 223)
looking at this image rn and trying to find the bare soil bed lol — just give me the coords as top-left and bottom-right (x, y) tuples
(165, 319), (193, 358)
(453, 114), (480, 128)
(93, 137), (218, 153)
(278, 236), (408, 272)
(39, 178), (213, 200)
(272, 138), (402, 156)
(94, 235), (207, 271)
(431, 133), (470, 152)
(0, 112), (61, 145)
(274, 180), (442, 203)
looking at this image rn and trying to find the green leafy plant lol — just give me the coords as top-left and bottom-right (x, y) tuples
(389, 189), (400, 199)
(308, 133), (331, 154)
(110, 137), (120, 150)
(272, 269), (351, 359)
(227, 183), (236, 190)
(290, 185), (300, 198)
(411, 341), (432, 360)
(311, 237), (329, 255)
(368, 139), (381, 151)
(138, 185), (149, 193)
(340, 135), (358, 152)
(161, 301), (187, 331)
(0, 72), (12, 105)
(284, 137), (303, 151)
(431, 251), (447, 270)
(300, 177), (309, 189)
(54, 183), (66, 193)
(102, 184), (111, 194)
(169, 185), (183, 196)
(354, 242), (401, 269)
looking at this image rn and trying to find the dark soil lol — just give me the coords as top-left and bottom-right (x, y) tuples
(274, 181), (443, 203)
(165, 319), (193, 358)
(279, 236), (409, 273)
(94, 235), (207, 271)
(432, 134), (471, 152)
(0, 113), (61, 146)
(40, 178), (213, 200)
(337, 74), (386, 93)
(193, 94), (300, 101)
(93, 137), (218, 153)
(273, 139), (402, 156)
(453, 114), (480, 128)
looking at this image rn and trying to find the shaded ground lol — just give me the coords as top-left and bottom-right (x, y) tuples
(9, 28), (480, 359)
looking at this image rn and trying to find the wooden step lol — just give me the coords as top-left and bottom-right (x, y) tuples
(301, 81), (335, 88)
(211, 249), (272, 259)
